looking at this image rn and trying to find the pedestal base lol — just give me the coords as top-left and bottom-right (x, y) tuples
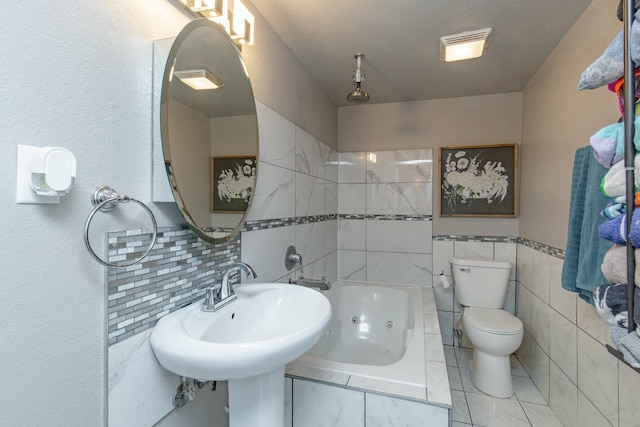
(228, 366), (285, 427)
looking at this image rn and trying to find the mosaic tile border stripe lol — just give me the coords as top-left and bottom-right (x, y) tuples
(433, 234), (519, 243)
(107, 225), (240, 345)
(339, 214), (433, 221)
(519, 237), (565, 259)
(433, 235), (565, 259)
(243, 214), (337, 231)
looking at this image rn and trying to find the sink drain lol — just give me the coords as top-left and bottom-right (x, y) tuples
(352, 316), (359, 324)
(386, 321), (394, 329)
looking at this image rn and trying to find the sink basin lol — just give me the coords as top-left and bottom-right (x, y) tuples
(150, 283), (332, 381)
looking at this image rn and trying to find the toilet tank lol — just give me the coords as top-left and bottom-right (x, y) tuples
(450, 257), (512, 309)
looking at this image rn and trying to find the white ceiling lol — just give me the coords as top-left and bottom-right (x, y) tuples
(249, 0), (595, 107)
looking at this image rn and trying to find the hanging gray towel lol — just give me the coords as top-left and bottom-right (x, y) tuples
(561, 146), (611, 304)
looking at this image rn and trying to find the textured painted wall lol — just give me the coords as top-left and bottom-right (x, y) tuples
(520, 0), (621, 249)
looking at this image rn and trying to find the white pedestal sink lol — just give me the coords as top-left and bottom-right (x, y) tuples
(150, 283), (331, 427)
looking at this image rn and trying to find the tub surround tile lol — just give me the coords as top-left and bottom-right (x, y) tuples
(324, 182), (339, 215)
(338, 219), (365, 250)
(365, 393), (448, 427)
(366, 182), (431, 216)
(348, 375), (426, 401)
(338, 152), (366, 183)
(324, 147), (339, 183)
(426, 361), (452, 406)
(338, 183), (366, 215)
(338, 250), (366, 281)
(366, 220), (432, 253)
(292, 380), (365, 427)
(285, 364), (350, 386)
(365, 149), (433, 184)
(295, 222), (328, 266)
(241, 226), (295, 283)
(425, 333), (446, 363)
(366, 252), (432, 285)
(423, 314), (440, 335)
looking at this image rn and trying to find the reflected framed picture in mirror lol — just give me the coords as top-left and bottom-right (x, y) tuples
(211, 156), (256, 212)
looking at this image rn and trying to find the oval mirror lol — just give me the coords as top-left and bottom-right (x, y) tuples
(161, 19), (258, 243)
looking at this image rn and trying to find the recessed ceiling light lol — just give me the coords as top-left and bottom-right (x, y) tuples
(440, 28), (492, 62)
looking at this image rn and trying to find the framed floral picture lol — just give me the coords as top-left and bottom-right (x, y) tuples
(211, 156), (256, 212)
(439, 144), (518, 217)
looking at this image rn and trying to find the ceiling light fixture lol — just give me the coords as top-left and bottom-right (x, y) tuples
(346, 53), (370, 104)
(440, 28), (492, 62)
(174, 69), (225, 90)
(179, 0), (254, 46)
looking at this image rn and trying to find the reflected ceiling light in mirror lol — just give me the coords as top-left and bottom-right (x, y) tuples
(440, 28), (492, 62)
(174, 69), (225, 90)
(346, 53), (369, 103)
(179, 0), (254, 46)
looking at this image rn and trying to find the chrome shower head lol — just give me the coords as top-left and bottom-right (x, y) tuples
(346, 54), (369, 103)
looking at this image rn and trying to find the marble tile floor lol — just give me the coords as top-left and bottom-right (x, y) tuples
(444, 345), (563, 427)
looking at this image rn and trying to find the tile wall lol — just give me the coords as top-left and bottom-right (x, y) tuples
(108, 103), (339, 427)
(337, 149), (433, 285)
(516, 240), (640, 427)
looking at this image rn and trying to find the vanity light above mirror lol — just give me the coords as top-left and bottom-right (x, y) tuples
(179, 0), (255, 46)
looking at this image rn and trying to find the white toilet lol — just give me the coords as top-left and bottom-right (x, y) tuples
(450, 257), (524, 398)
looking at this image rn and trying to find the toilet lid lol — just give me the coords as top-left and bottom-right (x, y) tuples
(464, 307), (523, 335)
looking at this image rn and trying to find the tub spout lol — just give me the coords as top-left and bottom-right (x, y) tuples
(292, 276), (331, 291)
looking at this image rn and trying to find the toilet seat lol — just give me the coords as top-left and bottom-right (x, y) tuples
(463, 307), (523, 335)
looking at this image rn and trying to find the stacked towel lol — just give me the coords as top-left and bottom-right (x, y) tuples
(594, 283), (630, 328)
(599, 209), (640, 247)
(593, 283), (640, 330)
(611, 326), (640, 368)
(590, 122), (625, 168)
(601, 155), (640, 198)
(602, 244), (640, 285)
(562, 147), (612, 303)
(601, 196), (626, 219)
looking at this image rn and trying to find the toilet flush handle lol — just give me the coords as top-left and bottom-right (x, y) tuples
(458, 267), (471, 273)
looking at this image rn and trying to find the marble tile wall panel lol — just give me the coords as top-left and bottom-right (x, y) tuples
(516, 240), (640, 427)
(337, 149), (433, 283)
(365, 393), (448, 426)
(292, 380), (365, 427)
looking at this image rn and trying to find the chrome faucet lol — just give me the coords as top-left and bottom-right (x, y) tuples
(202, 262), (257, 312)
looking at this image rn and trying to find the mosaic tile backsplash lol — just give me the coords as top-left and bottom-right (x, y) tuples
(107, 225), (240, 345)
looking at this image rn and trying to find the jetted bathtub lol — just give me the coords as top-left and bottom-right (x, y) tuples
(288, 281), (426, 390)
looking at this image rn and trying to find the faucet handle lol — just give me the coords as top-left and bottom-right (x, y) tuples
(285, 245), (304, 274)
(202, 287), (219, 311)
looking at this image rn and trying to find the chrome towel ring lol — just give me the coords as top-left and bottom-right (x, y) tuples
(83, 185), (158, 268)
